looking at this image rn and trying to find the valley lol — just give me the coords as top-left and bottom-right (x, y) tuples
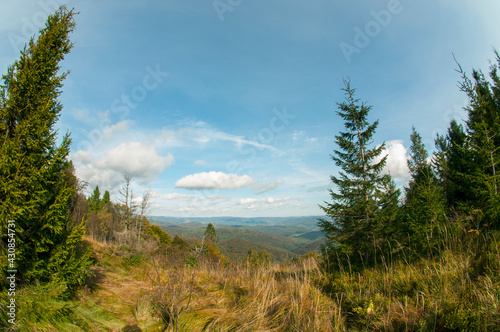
(150, 216), (325, 261)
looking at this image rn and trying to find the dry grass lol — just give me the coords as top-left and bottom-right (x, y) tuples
(7, 233), (499, 331)
(144, 235), (500, 331)
(148, 254), (343, 331)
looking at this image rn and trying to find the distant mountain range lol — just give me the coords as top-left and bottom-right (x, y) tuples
(149, 216), (325, 261)
(150, 216), (321, 229)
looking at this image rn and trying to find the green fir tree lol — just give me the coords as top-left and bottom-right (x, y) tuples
(88, 185), (103, 213)
(204, 223), (219, 248)
(403, 127), (445, 256)
(458, 54), (500, 228)
(434, 120), (472, 211)
(0, 7), (92, 291)
(102, 190), (111, 206)
(319, 79), (399, 269)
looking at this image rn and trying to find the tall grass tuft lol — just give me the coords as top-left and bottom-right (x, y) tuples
(148, 254), (343, 331)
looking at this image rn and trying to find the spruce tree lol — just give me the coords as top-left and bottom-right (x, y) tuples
(457, 54), (500, 228)
(88, 185), (103, 213)
(204, 223), (219, 248)
(102, 190), (111, 206)
(0, 7), (91, 290)
(403, 127), (445, 255)
(319, 79), (399, 268)
(436, 54), (500, 229)
(434, 120), (472, 211)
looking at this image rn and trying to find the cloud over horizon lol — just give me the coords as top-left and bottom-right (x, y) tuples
(253, 179), (284, 194)
(238, 196), (292, 210)
(376, 140), (410, 181)
(72, 141), (174, 191)
(175, 171), (255, 190)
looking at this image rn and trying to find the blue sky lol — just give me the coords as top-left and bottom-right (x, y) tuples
(1, 0), (500, 217)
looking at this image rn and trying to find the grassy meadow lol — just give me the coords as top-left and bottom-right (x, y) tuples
(4, 223), (499, 332)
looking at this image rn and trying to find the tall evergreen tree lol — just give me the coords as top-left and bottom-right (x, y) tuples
(407, 126), (429, 176)
(319, 79), (399, 268)
(457, 54), (500, 228)
(434, 120), (472, 211)
(435, 54), (500, 229)
(88, 185), (103, 213)
(0, 7), (91, 290)
(102, 190), (111, 206)
(403, 127), (445, 255)
(204, 223), (219, 248)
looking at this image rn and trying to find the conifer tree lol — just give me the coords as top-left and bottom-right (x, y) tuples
(88, 185), (103, 212)
(102, 190), (111, 206)
(204, 223), (219, 248)
(0, 7), (91, 290)
(319, 79), (399, 268)
(434, 120), (472, 211)
(457, 54), (500, 228)
(403, 127), (445, 255)
(435, 54), (500, 229)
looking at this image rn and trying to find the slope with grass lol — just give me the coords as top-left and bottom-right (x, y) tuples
(7, 229), (500, 331)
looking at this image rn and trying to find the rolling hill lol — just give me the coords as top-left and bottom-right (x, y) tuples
(291, 238), (326, 256)
(150, 216), (321, 230)
(150, 216), (324, 262)
(294, 230), (324, 241)
(162, 226), (310, 252)
(219, 238), (297, 262)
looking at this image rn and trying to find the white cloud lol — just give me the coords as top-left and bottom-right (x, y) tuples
(102, 120), (134, 140)
(155, 120), (277, 151)
(193, 159), (210, 166)
(307, 184), (331, 193)
(150, 191), (162, 199)
(160, 194), (232, 214)
(161, 205), (231, 214)
(72, 150), (93, 164)
(175, 171), (255, 190)
(253, 179), (284, 194)
(164, 193), (197, 200)
(73, 108), (91, 123)
(291, 130), (318, 143)
(72, 141), (174, 192)
(376, 140), (410, 180)
(76, 166), (123, 192)
(96, 142), (174, 181)
(238, 196), (292, 210)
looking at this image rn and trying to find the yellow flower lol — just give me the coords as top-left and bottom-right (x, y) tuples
(367, 300), (375, 315)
